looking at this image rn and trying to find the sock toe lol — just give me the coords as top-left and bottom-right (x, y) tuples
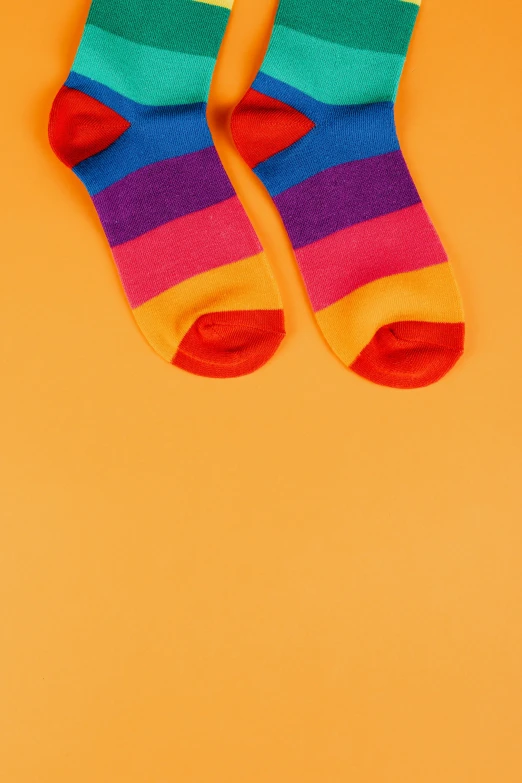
(350, 321), (465, 389)
(172, 309), (285, 378)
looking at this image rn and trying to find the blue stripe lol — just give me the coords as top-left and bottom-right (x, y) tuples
(67, 73), (213, 195)
(251, 72), (333, 124)
(253, 100), (399, 197)
(66, 72), (139, 121)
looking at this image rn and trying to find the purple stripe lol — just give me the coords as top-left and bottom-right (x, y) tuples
(274, 151), (421, 249)
(93, 146), (235, 247)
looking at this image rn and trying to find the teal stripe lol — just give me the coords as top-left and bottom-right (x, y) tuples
(72, 25), (215, 106)
(262, 25), (405, 105)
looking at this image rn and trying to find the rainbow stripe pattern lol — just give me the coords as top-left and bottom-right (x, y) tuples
(232, 0), (465, 388)
(49, 0), (285, 378)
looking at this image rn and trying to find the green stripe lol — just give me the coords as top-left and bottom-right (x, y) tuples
(263, 25), (405, 105)
(87, 0), (229, 58)
(275, 0), (418, 56)
(72, 25), (215, 105)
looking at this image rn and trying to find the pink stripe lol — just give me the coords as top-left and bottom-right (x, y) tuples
(295, 203), (448, 312)
(113, 196), (261, 308)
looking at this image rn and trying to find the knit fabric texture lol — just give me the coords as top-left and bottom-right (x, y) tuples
(49, 0), (285, 378)
(231, 0), (465, 388)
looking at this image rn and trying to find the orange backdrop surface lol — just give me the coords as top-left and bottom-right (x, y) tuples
(1, 0), (522, 781)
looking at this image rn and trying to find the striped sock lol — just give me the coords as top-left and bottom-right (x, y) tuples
(49, 0), (285, 378)
(232, 0), (464, 388)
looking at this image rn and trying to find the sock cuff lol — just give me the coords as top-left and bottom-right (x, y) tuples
(86, 0), (230, 58)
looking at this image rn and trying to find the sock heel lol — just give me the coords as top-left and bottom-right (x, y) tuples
(49, 86), (131, 169)
(231, 88), (315, 169)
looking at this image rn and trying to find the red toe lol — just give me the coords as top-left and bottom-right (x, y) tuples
(173, 309), (285, 379)
(350, 321), (465, 389)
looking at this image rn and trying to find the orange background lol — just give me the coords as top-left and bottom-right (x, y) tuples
(1, 0), (521, 780)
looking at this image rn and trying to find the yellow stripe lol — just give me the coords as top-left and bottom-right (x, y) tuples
(316, 263), (464, 367)
(401, 0), (421, 5)
(132, 253), (281, 362)
(193, 0), (234, 9)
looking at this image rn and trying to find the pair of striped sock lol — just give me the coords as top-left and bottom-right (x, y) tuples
(49, 0), (464, 387)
